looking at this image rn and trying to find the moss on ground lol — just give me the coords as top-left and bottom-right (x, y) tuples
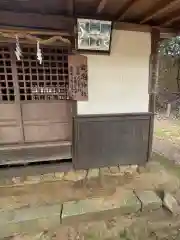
(152, 152), (180, 179)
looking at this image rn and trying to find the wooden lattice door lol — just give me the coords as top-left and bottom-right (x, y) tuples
(16, 45), (72, 143)
(0, 44), (73, 144)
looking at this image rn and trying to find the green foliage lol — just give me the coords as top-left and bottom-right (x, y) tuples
(159, 36), (180, 92)
(159, 36), (180, 57)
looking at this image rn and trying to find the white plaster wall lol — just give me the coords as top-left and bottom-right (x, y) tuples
(77, 30), (151, 115)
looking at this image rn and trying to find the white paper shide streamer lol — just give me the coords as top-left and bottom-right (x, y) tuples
(15, 35), (22, 61)
(37, 40), (42, 64)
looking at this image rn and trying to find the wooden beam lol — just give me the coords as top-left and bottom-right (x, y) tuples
(114, 22), (151, 32)
(96, 0), (107, 13)
(164, 16), (180, 26)
(0, 11), (178, 37)
(161, 32), (177, 39)
(0, 11), (74, 32)
(116, 0), (140, 20)
(67, 0), (74, 15)
(140, 0), (180, 24)
(0, 26), (71, 36)
(114, 22), (177, 36)
(161, 9), (180, 26)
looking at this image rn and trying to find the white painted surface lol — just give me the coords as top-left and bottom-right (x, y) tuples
(77, 30), (151, 115)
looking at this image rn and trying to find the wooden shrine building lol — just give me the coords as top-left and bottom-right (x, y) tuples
(0, 0), (179, 170)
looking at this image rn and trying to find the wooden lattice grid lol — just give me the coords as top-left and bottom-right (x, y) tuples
(0, 44), (71, 102)
(16, 45), (70, 101)
(0, 46), (15, 101)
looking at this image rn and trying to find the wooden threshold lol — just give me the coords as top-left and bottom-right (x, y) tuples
(0, 140), (71, 151)
(0, 141), (72, 166)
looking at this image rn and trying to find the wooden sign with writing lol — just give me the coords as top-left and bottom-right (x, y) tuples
(68, 54), (88, 101)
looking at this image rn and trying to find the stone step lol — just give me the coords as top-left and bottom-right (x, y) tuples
(0, 188), (163, 238)
(0, 165), (139, 213)
(1, 159), (180, 239)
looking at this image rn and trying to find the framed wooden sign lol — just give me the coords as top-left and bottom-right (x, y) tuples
(68, 54), (88, 101)
(76, 18), (113, 53)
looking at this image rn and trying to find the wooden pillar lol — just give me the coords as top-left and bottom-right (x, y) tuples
(148, 28), (160, 160)
(149, 28), (160, 112)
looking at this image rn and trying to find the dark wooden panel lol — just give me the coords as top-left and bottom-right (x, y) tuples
(73, 113), (152, 169)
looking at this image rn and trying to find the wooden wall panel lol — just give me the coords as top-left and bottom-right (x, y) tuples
(24, 123), (71, 142)
(22, 102), (72, 122)
(0, 104), (23, 144)
(0, 126), (22, 144)
(22, 102), (72, 142)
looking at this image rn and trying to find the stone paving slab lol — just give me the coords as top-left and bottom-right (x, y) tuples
(87, 169), (99, 179)
(163, 192), (180, 215)
(61, 189), (141, 224)
(0, 159), (177, 238)
(13, 204), (62, 223)
(135, 190), (162, 212)
(0, 216), (60, 239)
(0, 189), (165, 238)
(63, 170), (87, 181)
(0, 203), (62, 237)
(100, 166), (138, 177)
(0, 204), (62, 228)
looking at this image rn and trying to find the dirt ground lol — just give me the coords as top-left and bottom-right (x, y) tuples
(10, 209), (180, 240)
(5, 116), (180, 240)
(7, 153), (180, 240)
(40, 118), (180, 239)
(154, 115), (180, 164)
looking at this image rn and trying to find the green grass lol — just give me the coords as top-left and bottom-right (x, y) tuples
(154, 128), (167, 137)
(83, 232), (100, 240)
(119, 230), (132, 240)
(155, 128), (180, 138)
(152, 152), (180, 179)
